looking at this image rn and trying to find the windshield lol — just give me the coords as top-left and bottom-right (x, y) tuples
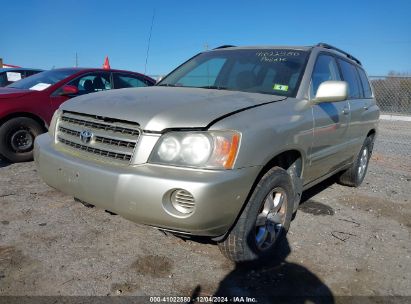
(158, 49), (309, 97)
(7, 69), (79, 91)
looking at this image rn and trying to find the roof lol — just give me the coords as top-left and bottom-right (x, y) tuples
(51, 67), (134, 72)
(210, 45), (312, 51)
(210, 43), (361, 65)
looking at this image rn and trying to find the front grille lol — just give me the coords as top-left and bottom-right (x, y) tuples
(56, 112), (140, 164)
(60, 116), (139, 136)
(59, 126), (136, 149)
(58, 137), (132, 161)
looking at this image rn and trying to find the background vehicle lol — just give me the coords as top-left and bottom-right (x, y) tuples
(34, 44), (379, 262)
(0, 68), (155, 162)
(0, 68), (43, 87)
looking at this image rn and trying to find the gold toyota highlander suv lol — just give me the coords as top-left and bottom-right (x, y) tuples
(34, 43), (379, 261)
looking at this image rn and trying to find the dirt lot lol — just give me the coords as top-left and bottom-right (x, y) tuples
(0, 120), (410, 301)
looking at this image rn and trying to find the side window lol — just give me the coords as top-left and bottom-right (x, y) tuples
(310, 55), (341, 98)
(338, 59), (361, 99)
(0, 72), (6, 86)
(67, 72), (112, 95)
(177, 58), (226, 87)
(5, 71), (23, 85)
(113, 73), (149, 89)
(357, 67), (373, 98)
(25, 70), (40, 78)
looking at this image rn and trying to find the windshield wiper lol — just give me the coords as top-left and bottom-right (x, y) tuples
(198, 85), (229, 90)
(157, 83), (176, 87)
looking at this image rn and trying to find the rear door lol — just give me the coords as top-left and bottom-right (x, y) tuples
(337, 59), (372, 158)
(307, 54), (351, 181)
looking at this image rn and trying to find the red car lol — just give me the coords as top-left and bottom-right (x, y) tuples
(0, 68), (155, 162)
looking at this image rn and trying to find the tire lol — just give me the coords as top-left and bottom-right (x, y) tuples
(338, 135), (374, 187)
(218, 167), (294, 262)
(0, 117), (44, 163)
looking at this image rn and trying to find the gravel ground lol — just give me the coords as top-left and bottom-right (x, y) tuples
(0, 120), (410, 301)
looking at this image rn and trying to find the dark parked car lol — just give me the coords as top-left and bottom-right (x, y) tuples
(0, 68), (155, 162)
(0, 68), (43, 87)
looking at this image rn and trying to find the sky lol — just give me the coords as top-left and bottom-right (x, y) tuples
(1, 0), (410, 77)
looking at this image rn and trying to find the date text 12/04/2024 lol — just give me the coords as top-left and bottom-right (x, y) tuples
(149, 296), (257, 302)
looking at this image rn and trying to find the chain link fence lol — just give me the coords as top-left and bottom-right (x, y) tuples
(370, 76), (411, 115)
(369, 76), (411, 169)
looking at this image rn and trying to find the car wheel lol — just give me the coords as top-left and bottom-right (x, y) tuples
(218, 167), (294, 262)
(0, 117), (44, 163)
(338, 135), (374, 187)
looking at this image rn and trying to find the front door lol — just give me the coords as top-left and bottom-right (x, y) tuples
(49, 71), (112, 120)
(307, 54), (351, 181)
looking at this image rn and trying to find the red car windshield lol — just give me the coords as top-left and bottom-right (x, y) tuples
(7, 69), (79, 91)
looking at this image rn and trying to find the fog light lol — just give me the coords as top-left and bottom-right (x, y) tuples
(170, 189), (195, 214)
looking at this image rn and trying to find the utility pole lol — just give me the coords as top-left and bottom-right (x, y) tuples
(75, 52), (78, 67)
(0, 58), (3, 68)
(204, 43), (209, 51)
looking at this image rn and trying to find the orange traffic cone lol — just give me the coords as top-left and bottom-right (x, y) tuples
(103, 56), (111, 69)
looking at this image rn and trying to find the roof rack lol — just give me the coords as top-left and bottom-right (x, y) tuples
(316, 43), (362, 65)
(213, 45), (236, 50)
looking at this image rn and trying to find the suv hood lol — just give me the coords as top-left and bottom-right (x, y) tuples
(61, 87), (285, 131)
(0, 88), (34, 99)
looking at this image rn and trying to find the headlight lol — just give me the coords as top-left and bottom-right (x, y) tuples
(149, 131), (241, 169)
(48, 109), (62, 138)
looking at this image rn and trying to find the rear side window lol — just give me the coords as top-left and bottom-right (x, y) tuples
(113, 73), (150, 88)
(310, 54), (341, 98)
(356, 67), (373, 98)
(0, 73), (6, 86)
(5, 71), (23, 85)
(338, 59), (361, 99)
(25, 70), (41, 78)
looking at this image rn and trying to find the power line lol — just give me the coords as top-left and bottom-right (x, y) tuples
(144, 9), (156, 74)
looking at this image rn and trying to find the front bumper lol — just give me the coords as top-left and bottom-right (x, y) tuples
(34, 134), (261, 236)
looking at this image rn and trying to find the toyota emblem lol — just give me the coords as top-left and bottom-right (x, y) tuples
(80, 130), (93, 144)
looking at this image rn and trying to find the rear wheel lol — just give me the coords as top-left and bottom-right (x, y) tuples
(218, 167), (294, 262)
(338, 135), (374, 187)
(0, 117), (44, 163)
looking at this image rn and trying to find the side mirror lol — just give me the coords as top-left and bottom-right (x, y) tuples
(60, 85), (79, 96)
(314, 81), (348, 103)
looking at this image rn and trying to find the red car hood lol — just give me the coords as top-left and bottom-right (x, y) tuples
(0, 88), (34, 99)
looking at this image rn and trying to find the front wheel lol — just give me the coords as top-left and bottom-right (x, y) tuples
(218, 167), (294, 262)
(0, 117), (44, 163)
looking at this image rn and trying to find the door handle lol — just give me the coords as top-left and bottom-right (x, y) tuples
(342, 108), (350, 115)
(363, 105), (369, 110)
